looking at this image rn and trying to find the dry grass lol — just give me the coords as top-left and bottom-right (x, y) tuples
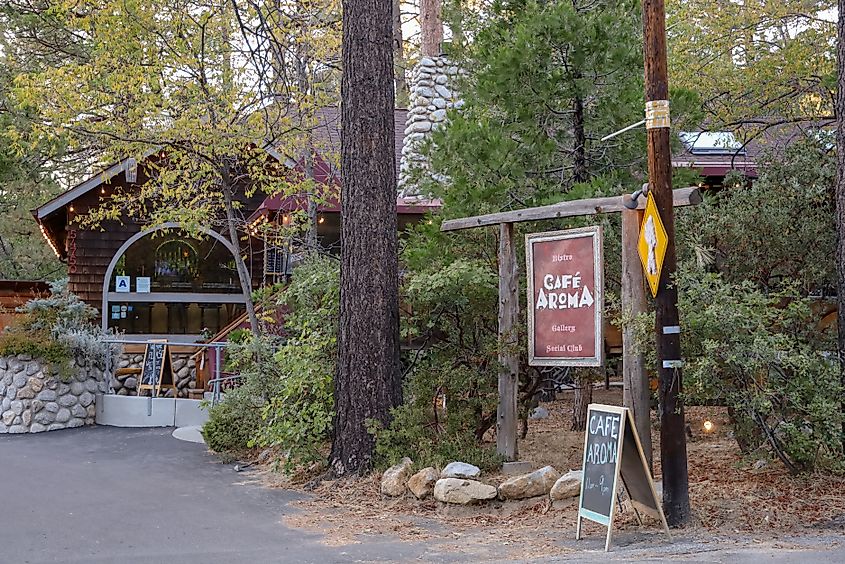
(261, 387), (845, 555)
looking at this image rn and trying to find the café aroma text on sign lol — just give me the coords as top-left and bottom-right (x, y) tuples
(526, 226), (603, 367)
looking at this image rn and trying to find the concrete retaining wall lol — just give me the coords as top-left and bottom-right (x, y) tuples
(95, 394), (208, 428)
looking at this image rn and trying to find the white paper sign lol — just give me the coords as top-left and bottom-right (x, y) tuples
(137, 277), (151, 293)
(116, 276), (130, 293)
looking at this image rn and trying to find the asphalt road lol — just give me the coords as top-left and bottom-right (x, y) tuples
(0, 426), (425, 564)
(2, 426), (843, 564)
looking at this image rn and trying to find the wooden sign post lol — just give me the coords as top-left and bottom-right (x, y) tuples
(440, 186), (701, 463)
(576, 403), (669, 551)
(138, 339), (176, 397)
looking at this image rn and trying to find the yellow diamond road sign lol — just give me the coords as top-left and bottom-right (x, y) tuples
(638, 192), (668, 298)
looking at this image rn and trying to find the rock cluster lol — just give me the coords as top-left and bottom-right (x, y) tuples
(398, 55), (462, 196)
(498, 466), (560, 500)
(441, 461), (481, 479)
(378, 458), (584, 506)
(0, 354), (106, 434)
(550, 470), (583, 501)
(407, 467), (439, 500)
(381, 457), (414, 497)
(434, 478), (497, 505)
(110, 352), (197, 397)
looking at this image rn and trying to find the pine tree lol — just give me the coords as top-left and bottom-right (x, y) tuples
(330, 0), (402, 475)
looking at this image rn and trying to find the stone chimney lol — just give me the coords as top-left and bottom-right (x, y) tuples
(398, 55), (460, 196)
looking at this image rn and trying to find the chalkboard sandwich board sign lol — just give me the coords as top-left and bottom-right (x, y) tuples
(138, 339), (176, 397)
(576, 404), (669, 551)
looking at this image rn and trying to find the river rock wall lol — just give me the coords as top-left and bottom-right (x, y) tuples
(398, 55), (461, 196)
(0, 355), (106, 434)
(110, 353), (197, 398)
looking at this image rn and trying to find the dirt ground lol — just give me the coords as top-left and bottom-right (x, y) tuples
(253, 387), (845, 560)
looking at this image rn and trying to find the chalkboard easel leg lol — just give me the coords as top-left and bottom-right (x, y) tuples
(575, 516), (582, 540)
(631, 500), (644, 526)
(604, 524), (613, 552)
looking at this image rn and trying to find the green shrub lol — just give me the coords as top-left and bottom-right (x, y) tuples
(633, 270), (842, 473)
(203, 256), (338, 471)
(252, 256), (338, 473)
(0, 279), (118, 377)
(371, 258), (504, 471)
(201, 387), (265, 455)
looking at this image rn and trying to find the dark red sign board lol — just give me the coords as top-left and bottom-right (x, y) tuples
(526, 226), (603, 366)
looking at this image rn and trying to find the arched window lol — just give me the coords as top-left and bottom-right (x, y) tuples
(102, 224), (249, 340)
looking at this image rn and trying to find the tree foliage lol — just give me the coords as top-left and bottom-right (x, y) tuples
(668, 0), (836, 135)
(677, 139), (836, 293)
(3, 0), (341, 330)
(421, 0), (647, 216)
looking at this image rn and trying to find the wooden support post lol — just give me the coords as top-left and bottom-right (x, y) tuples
(497, 222), (519, 461)
(621, 200), (652, 471)
(643, 0), (691, 526)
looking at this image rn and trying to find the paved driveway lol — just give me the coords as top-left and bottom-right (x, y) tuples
(0, 427), (423, 564)
(2, 427), (844, 564)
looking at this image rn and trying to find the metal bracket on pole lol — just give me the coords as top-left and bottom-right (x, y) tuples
(601, 119), (646, 142)
(623, 184), (650, 210)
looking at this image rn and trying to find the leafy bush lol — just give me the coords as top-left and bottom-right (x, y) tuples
(252, 256), (338, 472)
(633, 270), (841, 473)
(371, 258), (504, 471)
(203, 256), (338, 471)
(0, 279), (118, 376)
(201, 387), (265, 455)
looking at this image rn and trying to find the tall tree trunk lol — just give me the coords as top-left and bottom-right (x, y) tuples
(331, 0), (401, 476)
(420, 0), (443, 57)
(392, 0), (409, 105)
(571, 370), (592, 431)
(221, 167), (260, 334)
(836, 0), (845, 451)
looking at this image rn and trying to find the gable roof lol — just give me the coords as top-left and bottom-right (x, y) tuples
(32, 108), (410, 223)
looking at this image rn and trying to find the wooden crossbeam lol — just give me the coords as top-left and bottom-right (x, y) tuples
(440, 186), (701, 232)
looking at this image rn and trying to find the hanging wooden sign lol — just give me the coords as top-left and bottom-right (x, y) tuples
(576, 404), (670, 551)
(138, 340), (176, 397)
(526, 226), (603, 367)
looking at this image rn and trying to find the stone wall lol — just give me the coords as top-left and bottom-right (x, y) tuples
(110, 352), (197, 398)
(398, 55), (461, 196)
(0, 355), (106, 434)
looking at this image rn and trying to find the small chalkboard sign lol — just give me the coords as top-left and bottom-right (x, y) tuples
(138, 340), (176, 397)
(576, 404), (669, 551)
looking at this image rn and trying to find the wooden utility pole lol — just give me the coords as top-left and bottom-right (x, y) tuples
(621, 200), (652, 470)
(642, 0), (691, 526)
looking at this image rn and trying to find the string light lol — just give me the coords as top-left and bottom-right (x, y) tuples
(38, 223), (61, 258)
(703, 420), (714, 433)
(318, 216), (325, 224)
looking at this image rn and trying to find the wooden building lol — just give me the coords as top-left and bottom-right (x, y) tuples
(32, 152), (268, 341)
(32, 108), (439, 342)
(0, 280), (51, 331)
